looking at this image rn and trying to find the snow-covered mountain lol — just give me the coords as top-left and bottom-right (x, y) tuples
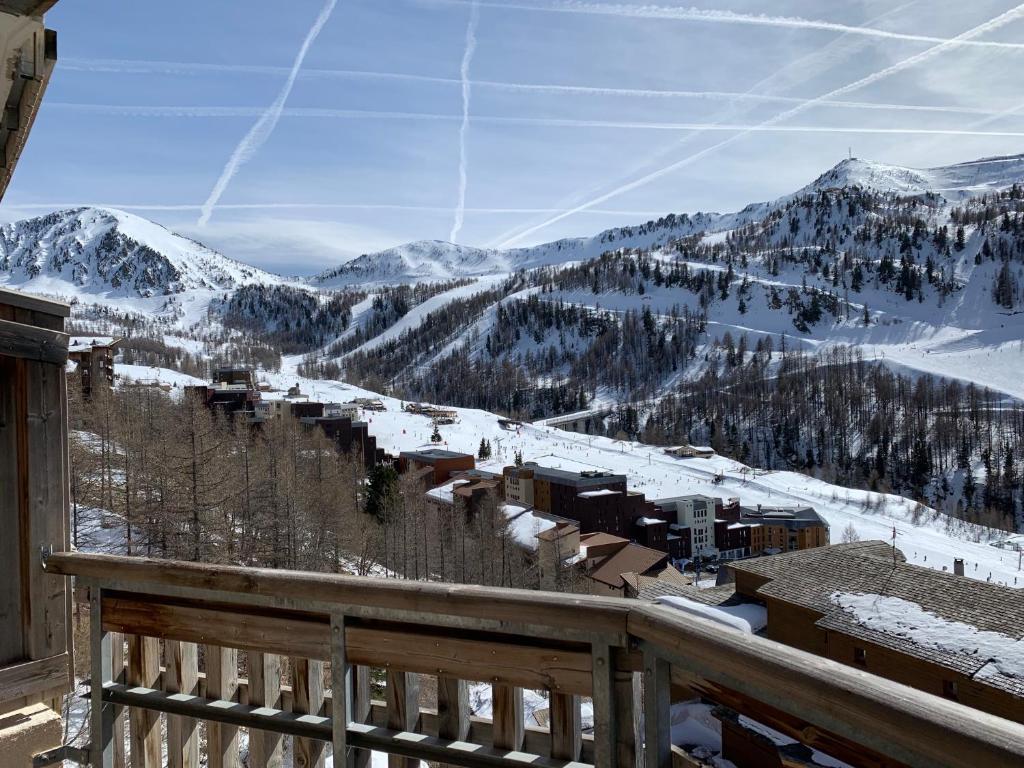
(803, 154), (1024, 199)
(313, 212), (725, 287)
(0, 207), (280, 298)
(313, 154), (1024, 286)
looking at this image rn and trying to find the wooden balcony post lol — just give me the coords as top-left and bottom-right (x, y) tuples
(165, 640), (199, 768)
(642, 649), (671, 768)
(248, 652), (283, 768)
(592, 642), (641, 768)
(613, 667), (642, 768)
(491, 684), (524, 751)
(550, 692), (582, 761)
(386, 669), (419, 768)
(206, 645), (241, 768)
(591, 642), (616, 768)
(127, 635), (161, 767)
(293, 657), (326, 768)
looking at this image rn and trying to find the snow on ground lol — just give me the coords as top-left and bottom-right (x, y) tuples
(830, 592), (1024, 681)
(116, 363), (206, 388)
(131, 360), (1024, 590)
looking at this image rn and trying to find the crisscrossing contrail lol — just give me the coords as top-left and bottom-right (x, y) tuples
(197, 0), (337, 227)
(450, 0), (482, 243)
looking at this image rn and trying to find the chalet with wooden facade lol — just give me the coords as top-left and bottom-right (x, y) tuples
(728, 541), (1024, 725)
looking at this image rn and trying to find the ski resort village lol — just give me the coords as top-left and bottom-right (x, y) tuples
(4, 1), (1024, 768)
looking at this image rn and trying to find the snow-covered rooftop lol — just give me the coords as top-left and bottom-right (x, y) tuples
(655, 595), (767, 634)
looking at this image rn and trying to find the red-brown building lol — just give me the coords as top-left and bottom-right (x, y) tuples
(399, 448), (476, 486)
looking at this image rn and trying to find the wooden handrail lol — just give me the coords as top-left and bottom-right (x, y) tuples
(47, 551), (1024, 768)
(629, 605), (1024, 768)
(45, 551), (631, 638)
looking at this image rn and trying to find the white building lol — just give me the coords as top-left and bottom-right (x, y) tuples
(656, 495), (721, 557)
(325, 402), (360, 420)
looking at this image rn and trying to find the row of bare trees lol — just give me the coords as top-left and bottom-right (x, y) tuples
(69, 385), (569, 589)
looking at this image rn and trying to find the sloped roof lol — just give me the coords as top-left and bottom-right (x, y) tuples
(588, 543), (667, 589)
(732, 541), (1024, 697)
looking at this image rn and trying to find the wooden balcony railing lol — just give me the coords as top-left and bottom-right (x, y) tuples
(44, 551), (1024, 768)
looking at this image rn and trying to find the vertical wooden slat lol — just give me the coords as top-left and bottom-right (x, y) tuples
(613, 667), (642, 768)
(165, 640), (199, 768)
(491, 684), (524, 752)
(110, 632), (126, 768)
(249, 652), (283, 768)
(642, 650), (671, 768)
(386, 669), (419, 768)
(591, 642), (617, 768)
(127, 635), (161, 768)
(0, 356), (21, 668)
(89, 591), (115, 768)
(550, 692), (582, 761)
(293, 658), (326, 768)
(352, 665), (372, 768)
(330, 614), (350, 768)
(436, 676), (469, 741)
(206, 645), (241, 768)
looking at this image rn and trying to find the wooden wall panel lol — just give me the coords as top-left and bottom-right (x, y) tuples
(0, 357), (23, 667)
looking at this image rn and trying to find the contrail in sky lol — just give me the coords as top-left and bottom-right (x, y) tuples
(498, 3), (1024, 247)
(434, 0), (1024, 51)
(47, 103), (1024, 136)
(485, 0), (918, 248)
(58, 56), (1017, 119)
(450, 0), (481, 243)
(197, 0), (337, 227)
(0, 201), (667, 215)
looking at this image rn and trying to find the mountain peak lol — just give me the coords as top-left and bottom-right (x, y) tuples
(805, 153), (1024, 199)
(0, 206), (279, 298)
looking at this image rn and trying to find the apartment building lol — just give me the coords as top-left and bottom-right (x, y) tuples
(736, 504), (830, 554)
(185, 366), (262, 414)
(67, 336), (119, 398)
(399, 448), (476, 485)
(656, 495), (724, 558)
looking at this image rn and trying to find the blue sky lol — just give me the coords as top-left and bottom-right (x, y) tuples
(4, 0), (1024, 273)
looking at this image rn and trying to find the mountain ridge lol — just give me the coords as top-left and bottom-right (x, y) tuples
(315, 153), (1024, 286)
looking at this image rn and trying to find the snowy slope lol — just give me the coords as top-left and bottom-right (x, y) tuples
(129, 361), (1024, 591)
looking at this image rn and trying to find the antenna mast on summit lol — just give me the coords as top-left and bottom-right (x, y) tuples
(849, 146), (853, 160)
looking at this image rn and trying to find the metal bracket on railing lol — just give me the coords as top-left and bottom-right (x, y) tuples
(33, 744), (90, 766)
(39, 544), (53, 570)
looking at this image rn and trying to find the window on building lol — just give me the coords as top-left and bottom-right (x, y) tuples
(854, 647), (866, 666)
(942, 680), (958, 701)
